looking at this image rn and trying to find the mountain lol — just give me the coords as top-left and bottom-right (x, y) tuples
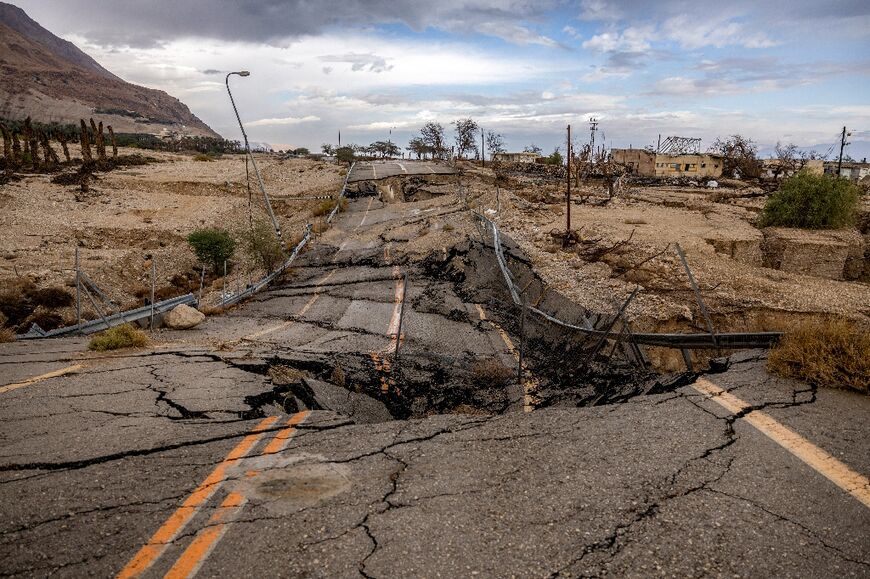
(0, 2), (219, 137)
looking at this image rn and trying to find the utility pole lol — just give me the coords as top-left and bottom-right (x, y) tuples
(589, 117), (598, 152)
(837, 126), (850, 177)
(566, 124), (571, 235)
(481, 128), (485, 167)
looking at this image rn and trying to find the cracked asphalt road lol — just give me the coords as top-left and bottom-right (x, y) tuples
(1, 194), (868, 577)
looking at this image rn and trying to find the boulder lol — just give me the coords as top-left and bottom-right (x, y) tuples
(164, 304), (205, 329)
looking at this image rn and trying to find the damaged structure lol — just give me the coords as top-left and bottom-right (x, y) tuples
(611, 148), (724, 178)
(492, 151), (541, 164)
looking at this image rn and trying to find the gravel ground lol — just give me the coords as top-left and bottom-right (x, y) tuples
(0, 148), (344, 329)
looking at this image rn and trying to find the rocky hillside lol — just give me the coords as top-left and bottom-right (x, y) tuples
(0, 2), (219, 137)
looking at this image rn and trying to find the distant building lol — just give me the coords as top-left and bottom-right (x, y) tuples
(611, 148), (724, 178)
(493, 152), (541, 164)
(761, 159), (824, 179)
(823, 160), (870, 181)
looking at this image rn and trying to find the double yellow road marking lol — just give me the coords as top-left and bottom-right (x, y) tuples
(118, 412), (309, 578)
(692, 378), (870, 510)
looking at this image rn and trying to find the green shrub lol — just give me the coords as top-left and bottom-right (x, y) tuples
(88, 324), (149, 351)
(760, 171), (859, 229)
(242, 220), (285, 273)
(187, 229), (236, 274)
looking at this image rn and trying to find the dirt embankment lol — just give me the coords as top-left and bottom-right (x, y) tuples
(447, 162), (870, 368)
(0, 148), (343, 333)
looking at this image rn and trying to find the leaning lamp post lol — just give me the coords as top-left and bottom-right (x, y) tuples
(225, 70), (283, 243)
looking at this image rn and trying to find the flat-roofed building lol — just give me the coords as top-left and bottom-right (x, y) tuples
(612, 148), (724, 178)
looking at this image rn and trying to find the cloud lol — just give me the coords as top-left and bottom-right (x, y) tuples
(201, 69), (221, 75)
(646, 57), (870, 97)
(12, 0), (561, 48)
(247, 115), (320, 127)
(319, 53), (393, 73)
(661, 15), (776, 49)
(582, 26), (651, 52)
(579, 0), (624, 21)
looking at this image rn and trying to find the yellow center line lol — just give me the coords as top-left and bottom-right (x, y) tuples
(116, 416), (279, 579)
(162, 412), (310, 578)
(0, 364), (85, 394)
(476, 304), (538, 413)
(692, 378), (870, 509)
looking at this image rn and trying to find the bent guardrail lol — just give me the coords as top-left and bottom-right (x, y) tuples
(478, 214), (782, 351)
(17, 293), (197, 339)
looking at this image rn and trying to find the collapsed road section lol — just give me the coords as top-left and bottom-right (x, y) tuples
(0, 161), (868, 577)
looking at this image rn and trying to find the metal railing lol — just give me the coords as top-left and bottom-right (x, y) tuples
(477, 213), (782, 351)
(17, 293), (197, 340)
(217, 161), (356, 308)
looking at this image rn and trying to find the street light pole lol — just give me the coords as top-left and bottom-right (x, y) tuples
(226, 71), (283, 244)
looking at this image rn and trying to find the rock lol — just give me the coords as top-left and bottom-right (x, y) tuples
(706, 180), (718, 188)
(164, 304), (205, 329)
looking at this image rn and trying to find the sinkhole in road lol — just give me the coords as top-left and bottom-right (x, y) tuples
(232, 234), (680, 425)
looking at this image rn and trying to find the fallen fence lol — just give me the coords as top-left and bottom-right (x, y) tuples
(478, 213), (782, 351)
(17, 293), (197, 340)
(217, 161), (356, 308)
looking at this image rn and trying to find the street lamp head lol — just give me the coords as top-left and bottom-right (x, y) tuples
(238, 70), (250, 77)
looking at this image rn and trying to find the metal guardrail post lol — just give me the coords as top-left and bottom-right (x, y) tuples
(394, 273), (408, 366)
(518, 293), (527, 383)
(150, 260), (156, 331)
(75, 246), (81, 329)
(675, 243), (719, 349)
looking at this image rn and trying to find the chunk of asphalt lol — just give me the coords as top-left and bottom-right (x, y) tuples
(300, 377), (393, 424)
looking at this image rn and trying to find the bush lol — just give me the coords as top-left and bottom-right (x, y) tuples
(88, 324), (149, 351)
(313, 200), (335, 216)
(31, 287), (74, 308)
(768, 319), (869, 394)
(193, 153), (214, 162)
(187, 229), (236, 274)
(760, 172), (859, 229)
(242, 220), (285, 273)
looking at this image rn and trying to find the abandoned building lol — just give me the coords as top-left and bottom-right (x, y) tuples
(492, 151), (541, 163)
(824, 160), (870, 181)
(760, 159), (824, 179)
(611, 148), (724, 178)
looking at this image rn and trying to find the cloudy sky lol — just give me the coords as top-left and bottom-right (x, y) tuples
(11, 0), (870, 156)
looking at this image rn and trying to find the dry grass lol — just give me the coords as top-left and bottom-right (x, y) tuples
(269, 365), (308, 384)
(199, 305), (226, 316)
(313, 200), (335, 216)
(88, 324), (150, 351)
(768, 319), (870, 394)
(0, 326), (15, 343)
(330, 364), (346, 387)
(470, 358), (515, 387)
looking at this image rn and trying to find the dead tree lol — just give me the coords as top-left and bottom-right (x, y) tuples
(40, 131), (60, 166)
(80, 119), (93, 164)
(90, 119), (106, 162)
(24, 117), (40, 170)
(107, 125), (118, 158)
(21, 127), (31, 165)
(56, 131), (71, 162)
(0, 123), (13, 172)
(12, 131), (22, 164)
